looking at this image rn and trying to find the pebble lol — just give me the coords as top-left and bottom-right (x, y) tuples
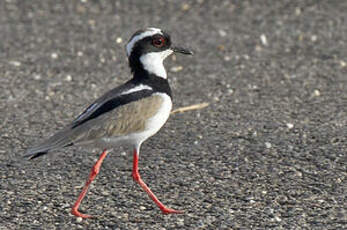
(217, 45), (225, 51)
(295, 7), (301, 15)
(116, 37), (123, 43)
(65, 75), (72, 81)
(9, 61), (21, 66)
(177, 218), (185, 226)
(76, 217), (83, 223)
(224, 56), (231, 61)
(51, 53), (58, 59)
(313, 89), (320, 97)
(34, 74), (41, 80)
(219, 29), (227, 37)
(170, 66), (183, 72)
(311, 35), (317, 42)
(286, 123), (294, 129)
(181, 3), (190, 11)
(260, 34), (268, 46)
(265, 142), (272, 148)
(274, 216), (282, 222)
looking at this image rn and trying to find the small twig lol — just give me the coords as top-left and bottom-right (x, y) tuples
(171, 102), (209, 114)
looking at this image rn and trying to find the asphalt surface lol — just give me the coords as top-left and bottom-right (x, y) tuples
(1, 1), (346, 229)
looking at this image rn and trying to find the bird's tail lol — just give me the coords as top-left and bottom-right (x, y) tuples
(24, 142), (73, 160)
(24, 128), (74, 160)
(24, 149), (49, 160)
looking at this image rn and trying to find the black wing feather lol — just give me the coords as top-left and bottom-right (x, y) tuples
(71, 89), (154, 128)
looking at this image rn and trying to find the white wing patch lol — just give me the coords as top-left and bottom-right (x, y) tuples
(73, 84), (152, 124)
(119, 84), (153, 96)
(74, 102), (98, 122)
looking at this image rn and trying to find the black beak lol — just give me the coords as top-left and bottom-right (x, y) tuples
(172, 46), (194, 55)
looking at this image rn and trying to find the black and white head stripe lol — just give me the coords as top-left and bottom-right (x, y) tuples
(126, 28), (174, 79)
(126, 28), (163, 57)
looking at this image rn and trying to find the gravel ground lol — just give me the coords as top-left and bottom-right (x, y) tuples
(1, 0), (346, 229)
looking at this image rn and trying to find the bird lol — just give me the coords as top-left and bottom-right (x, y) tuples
(24, 27), (193, 218)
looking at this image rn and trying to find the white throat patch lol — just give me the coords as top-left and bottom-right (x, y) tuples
(126, 28), (163, 57)
(139, 50), (173, 79)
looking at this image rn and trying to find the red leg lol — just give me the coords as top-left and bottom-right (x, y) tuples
(71, 149), (108, 218)
(132, 148), (183, 214)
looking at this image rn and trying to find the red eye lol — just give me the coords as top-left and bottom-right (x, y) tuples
(152, 36), (165, 48)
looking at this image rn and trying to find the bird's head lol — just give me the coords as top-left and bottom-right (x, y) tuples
(126, 28), (193, 78)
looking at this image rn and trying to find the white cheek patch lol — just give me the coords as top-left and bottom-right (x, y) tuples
(139, 50), (173, 79)
(126, 28), (163, 57)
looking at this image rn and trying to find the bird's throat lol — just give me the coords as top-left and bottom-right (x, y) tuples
(139, 53), (168, 79)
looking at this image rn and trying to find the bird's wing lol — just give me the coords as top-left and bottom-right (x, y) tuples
(24, 81), (155, 159)
(70, 80), (134, 128)
(63, 93), (165, 144)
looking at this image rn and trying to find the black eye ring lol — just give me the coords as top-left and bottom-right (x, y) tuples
(152, 36), (166, 48)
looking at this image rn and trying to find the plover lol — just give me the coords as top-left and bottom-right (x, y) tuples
(24, 27), (193, 218)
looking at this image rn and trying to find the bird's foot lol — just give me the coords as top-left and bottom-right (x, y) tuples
(71, 208), (94, 219)
(160, 207), (184, 214)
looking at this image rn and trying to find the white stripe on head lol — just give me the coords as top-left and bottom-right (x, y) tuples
(139, 49), (174, 79)
(126, 28), (163, 57)
(119, 84), (152, 96)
